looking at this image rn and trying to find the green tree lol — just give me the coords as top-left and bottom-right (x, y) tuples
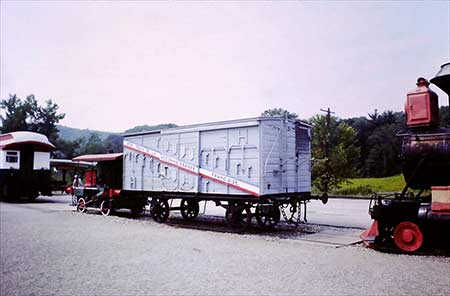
(261, 108), (298, 120)
(0, 94), (31, 132)
(80, 134), (106, 155)
(55, 134), (122, 159)
(365, 124), (402, 177)
(54, 138), (82, 159)
(32, 99), (65, 143)
(0, 94), (65, 144)
(310, 115), (360, 193)
(343, 116), (371, 176)
(344, 109), (405, 177)
(104, 134), (123, 153)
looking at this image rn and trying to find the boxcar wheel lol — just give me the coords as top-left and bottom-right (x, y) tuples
(150, 199), (170, 223)
(225, 205), (252, 230)
(255, 204), (280, 228)
(180, 199), (199, 221)
(100, 200), (112, 216)
(77, 198), (87, 213)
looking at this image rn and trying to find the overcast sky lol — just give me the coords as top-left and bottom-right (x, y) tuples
(1, 1), (449, 132)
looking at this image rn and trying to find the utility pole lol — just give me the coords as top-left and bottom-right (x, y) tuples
(319, 108), (335, 193)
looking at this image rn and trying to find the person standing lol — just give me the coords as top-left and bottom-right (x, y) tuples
(71, 174), (83, 206)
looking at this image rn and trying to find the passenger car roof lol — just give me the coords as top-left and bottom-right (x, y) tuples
(72, 153), (123, 162)
(0, 131), (55, 151)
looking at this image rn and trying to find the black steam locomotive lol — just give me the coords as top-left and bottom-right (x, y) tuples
(362, 63), (450, 253)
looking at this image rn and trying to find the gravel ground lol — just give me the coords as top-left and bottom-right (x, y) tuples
(1, 196), (449, 296)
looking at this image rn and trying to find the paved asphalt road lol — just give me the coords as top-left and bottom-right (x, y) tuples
(307, 198), (372, 229)
(181, 197), (372, 229)
(1, 195), (449, 296)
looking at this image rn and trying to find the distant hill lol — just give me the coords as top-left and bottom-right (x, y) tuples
(57, 123), (178, 141)
(124, 123), (178, 134)
(57, 125), (117, 141)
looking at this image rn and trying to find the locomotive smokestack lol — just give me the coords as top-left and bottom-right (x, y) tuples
(430, 62), (450, 124)
(430, 62), (450, 96)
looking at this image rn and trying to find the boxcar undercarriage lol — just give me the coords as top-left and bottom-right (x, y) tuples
(75, 186), (328, 230)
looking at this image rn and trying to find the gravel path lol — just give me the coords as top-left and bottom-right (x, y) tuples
(1, 196), (449, 296)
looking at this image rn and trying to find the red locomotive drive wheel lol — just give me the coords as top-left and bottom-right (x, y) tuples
(393, 221), (424, 252)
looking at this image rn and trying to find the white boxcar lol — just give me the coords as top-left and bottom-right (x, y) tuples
(122, 117), (311, 199)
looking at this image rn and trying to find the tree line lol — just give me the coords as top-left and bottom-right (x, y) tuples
(344, 107), (448, 177)
(262, 107), (448, 192)
(1, 94), (449, 192)
(0, 94), (124, 159)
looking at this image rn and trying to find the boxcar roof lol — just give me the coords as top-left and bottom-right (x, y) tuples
(50, 159), (94, 168)
(123, 117), (311, 138)
(72, 153), (123, 162)
(0, 131), (55, 151)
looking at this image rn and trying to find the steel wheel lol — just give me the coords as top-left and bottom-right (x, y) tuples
(225, 204), (252, 230)
(393, 221), (424, 252)
(150, 199), (170, 223)
(77, 198), (87, 213)
(255, 204), (280, 228)
(100, 200), (112, 216)
(180, 199), (199, 221)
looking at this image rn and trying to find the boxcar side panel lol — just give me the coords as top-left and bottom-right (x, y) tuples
(260, 120), (284, 195)
(198, 126), (260, 195)
(123, 117), (310, 198)
(229, 126), (260, 195)
(178, 132), (200, 193)
(123, 124), (261, 196)
(124, 135), (143, 191)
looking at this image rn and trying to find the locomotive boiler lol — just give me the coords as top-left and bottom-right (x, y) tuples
(362, 63), (450, 253)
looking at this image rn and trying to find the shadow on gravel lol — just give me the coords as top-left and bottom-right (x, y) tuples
(162, 214), (319, 238)
(372, 242), (450, 257)
(78, 207), (320, 238)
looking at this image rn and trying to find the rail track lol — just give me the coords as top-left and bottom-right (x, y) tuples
(107, 208), (365, 247)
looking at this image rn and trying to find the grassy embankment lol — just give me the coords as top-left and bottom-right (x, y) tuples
(331, 175), (406, 196)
